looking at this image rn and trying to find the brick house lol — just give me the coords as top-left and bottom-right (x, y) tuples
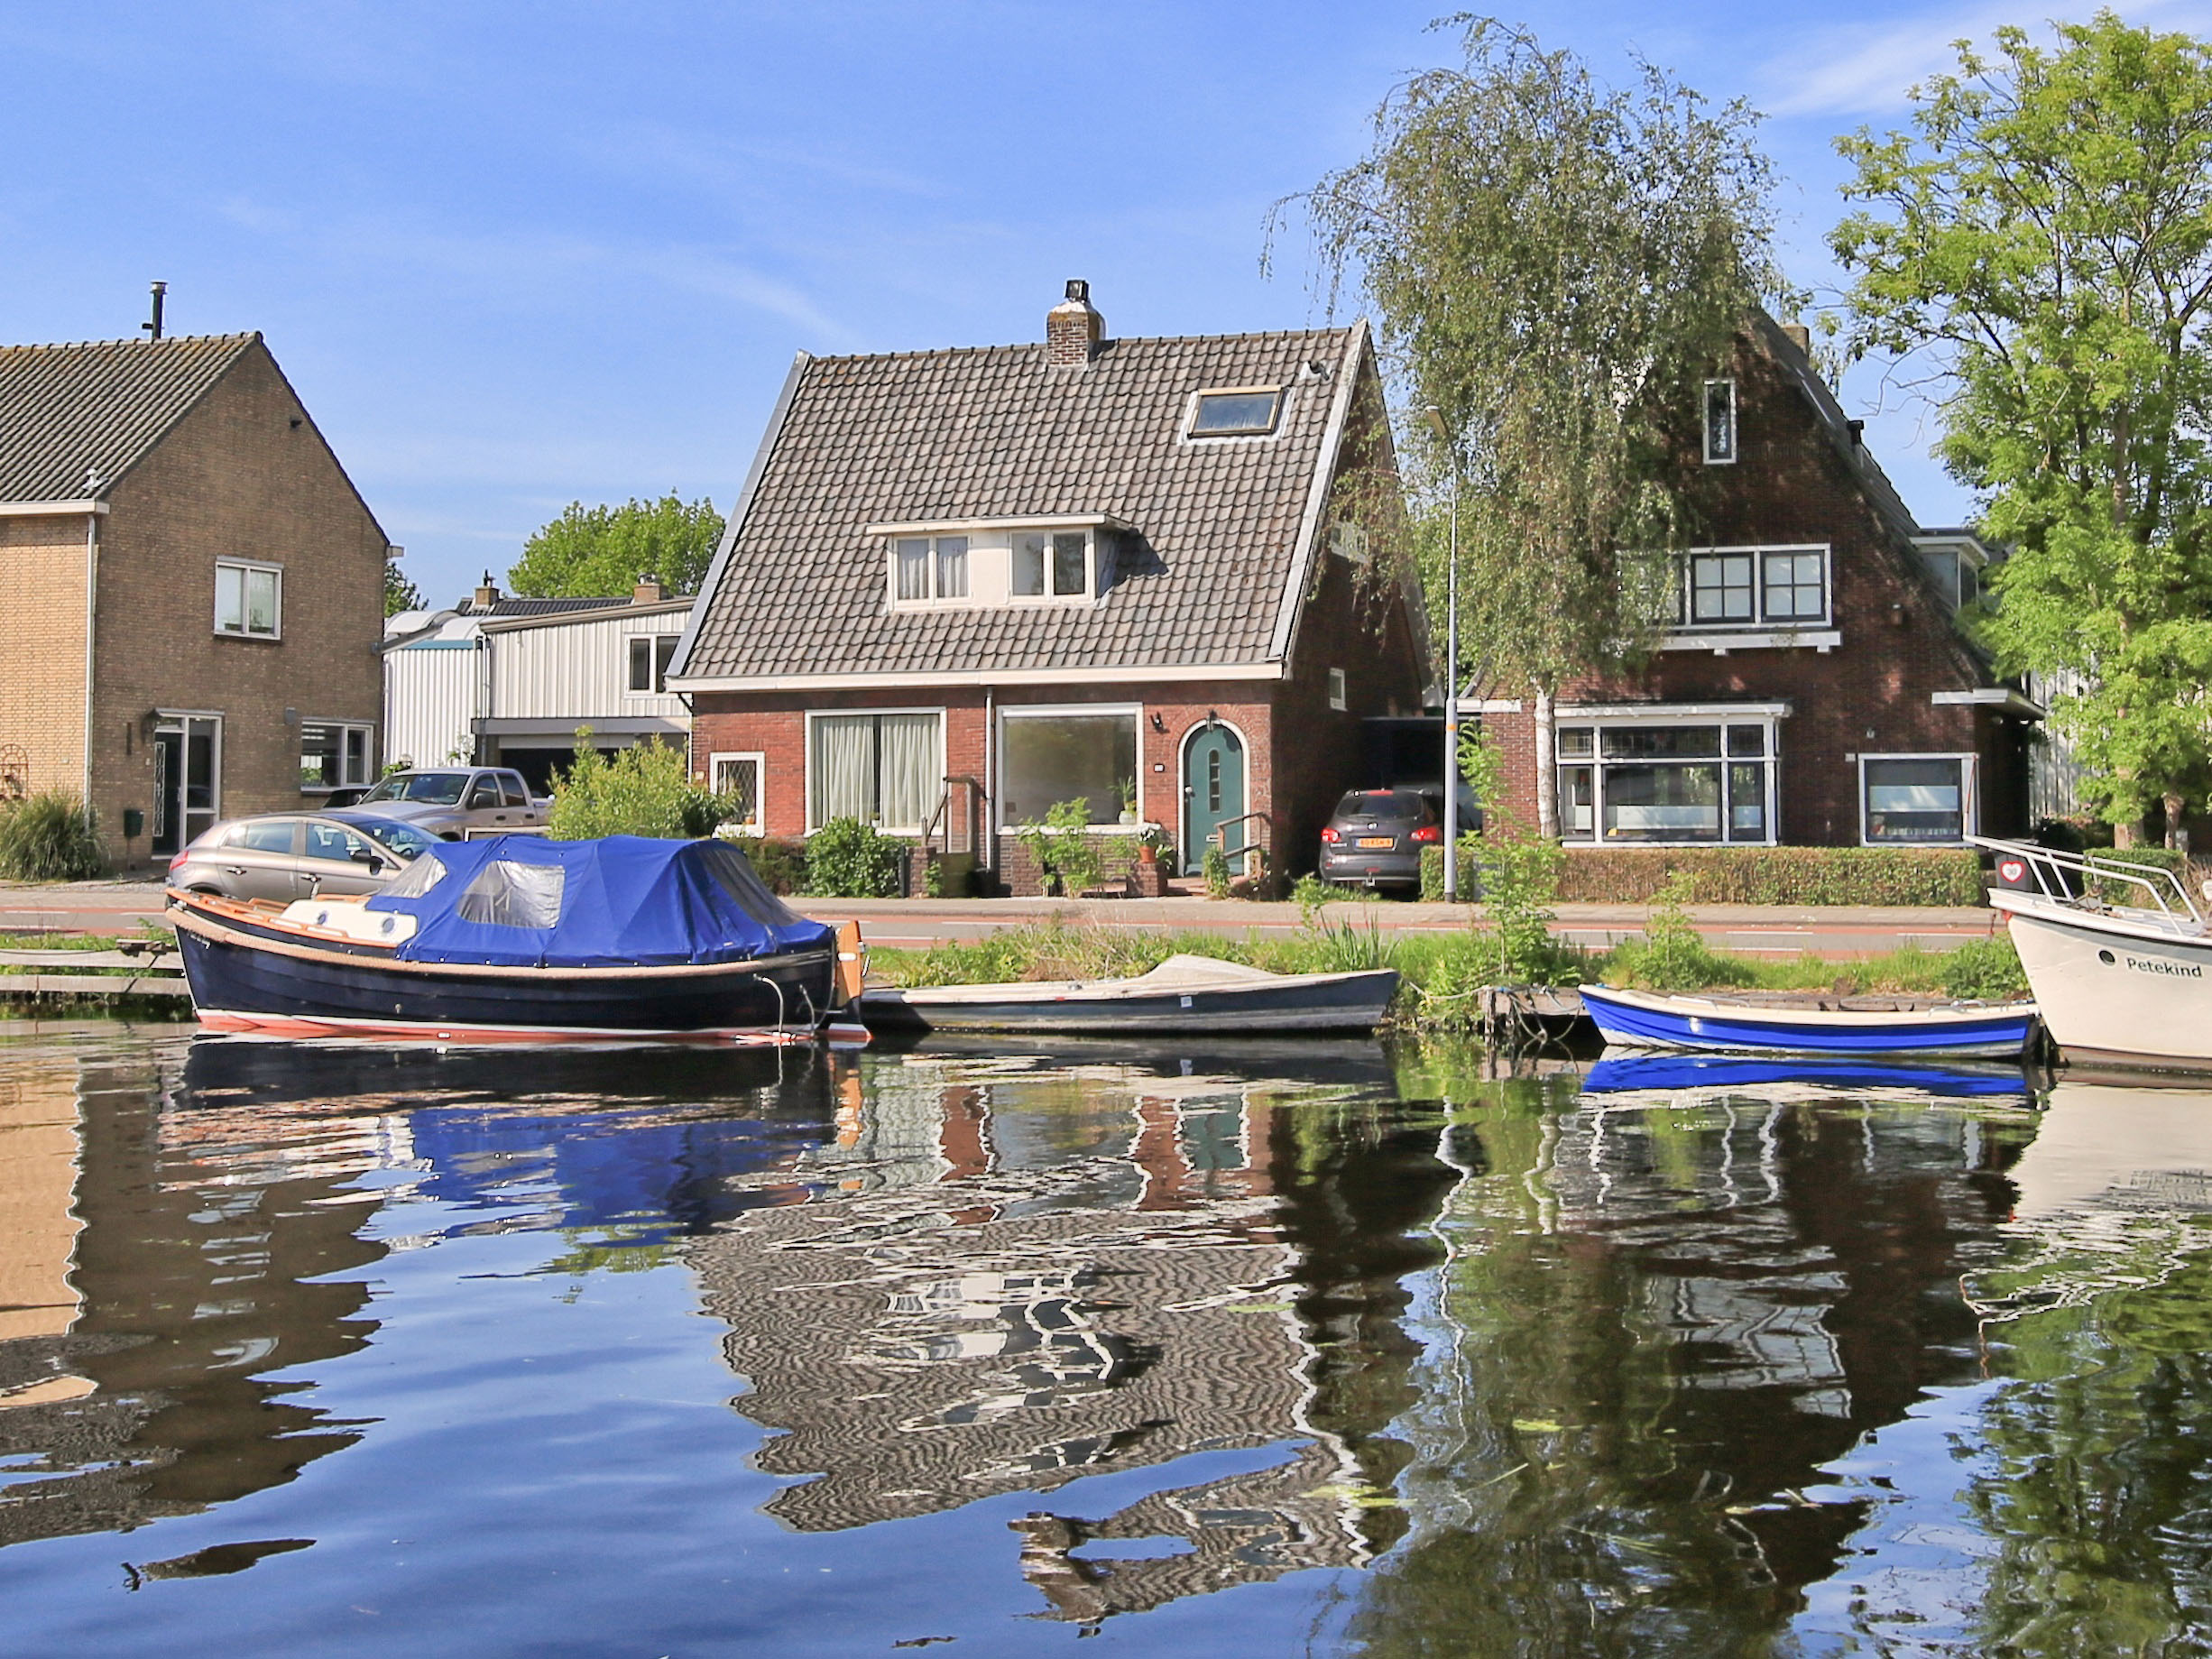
(671, 282), (1427, 892)
(1478, 314), (2036, 850)
(0, 333), (390, 868)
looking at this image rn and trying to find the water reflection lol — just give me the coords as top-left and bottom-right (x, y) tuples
(0, 1021), (2207, 1654)
(687, 1042), (1450, 1623)
(0, 1029), (388, 1551)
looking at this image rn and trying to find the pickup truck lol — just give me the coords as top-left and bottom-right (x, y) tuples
(348, 767), (551, 841)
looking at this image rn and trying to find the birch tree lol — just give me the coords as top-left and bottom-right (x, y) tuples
(1280, 18), (1787, 834)
(1830, 15), (2212, 842)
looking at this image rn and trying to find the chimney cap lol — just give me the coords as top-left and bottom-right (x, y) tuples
(1065, 278), (1090, 304)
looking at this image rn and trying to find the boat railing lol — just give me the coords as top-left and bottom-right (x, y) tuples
(1969, 834), (2206, 934)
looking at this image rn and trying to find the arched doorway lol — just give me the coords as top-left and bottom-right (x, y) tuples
(1180, 722), (1247, 876)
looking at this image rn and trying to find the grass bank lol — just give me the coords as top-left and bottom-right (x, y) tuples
(866, 916), (2029, 1032)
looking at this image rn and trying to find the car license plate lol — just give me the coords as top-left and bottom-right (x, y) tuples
(1357, 836), (1395, 849)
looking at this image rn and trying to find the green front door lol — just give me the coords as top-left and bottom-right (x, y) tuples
(1182, 724), (1246, 876)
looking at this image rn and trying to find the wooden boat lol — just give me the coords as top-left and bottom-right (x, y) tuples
(1977, 834), (2212, 1071)
(1578, 982), (2038, 1058)
(856, 953), (1399, 1036)
(171, 834), (860, 1044)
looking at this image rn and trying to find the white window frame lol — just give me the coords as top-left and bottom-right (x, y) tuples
(626, 632), (680, 695)
(885, 534), (974, 611)
(803, 706), (945, 834)
(1702, 378), (1737, 465)
(1668, 544), (1832, 634)
(1005, 529), (1096, 607)
(299, 718), (375, 794)
(996, 702), (1144, 834)
(1183, 384), (1288, 442)
(1327, 668), (1348, 711)
(1857, 752), (1977, 847)
(707, 751), (766, 837)
(214, 558), (283, 640)
(1553, 705), (1784, 848)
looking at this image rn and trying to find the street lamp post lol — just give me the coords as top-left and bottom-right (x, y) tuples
(1424, 408), (1461, 900)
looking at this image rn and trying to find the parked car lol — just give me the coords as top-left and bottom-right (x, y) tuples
(167, 812), (444, 902)
(353, 767), (550, 841)
(1317, 788), (1473, 893)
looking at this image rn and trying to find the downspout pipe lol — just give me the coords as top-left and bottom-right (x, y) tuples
(81, 510), (99, 808)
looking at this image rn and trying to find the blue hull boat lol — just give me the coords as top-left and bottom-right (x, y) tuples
(1579, 982), (2038, 1059)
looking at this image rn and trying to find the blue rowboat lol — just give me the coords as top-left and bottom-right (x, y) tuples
(1578, 982), (2038, 1059)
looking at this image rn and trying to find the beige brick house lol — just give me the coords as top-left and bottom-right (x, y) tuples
(0, 333), (390, 869)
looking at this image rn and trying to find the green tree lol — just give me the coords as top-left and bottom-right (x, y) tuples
(384, 556), (424, 617)
(1830, 14), (2212, 843)
(1283, 18), (1788, 834)
(546, 732), (734, 840)
(507, 493), (724, 599)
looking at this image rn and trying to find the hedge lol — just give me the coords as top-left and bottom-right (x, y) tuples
(1421, 843), (1987, 907)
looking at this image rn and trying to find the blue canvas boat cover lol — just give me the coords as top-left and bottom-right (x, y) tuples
(363, 835), (835, 968)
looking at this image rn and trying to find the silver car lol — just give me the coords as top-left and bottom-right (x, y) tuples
(353, 768), (548, 841)
(166, 812), (442, 902)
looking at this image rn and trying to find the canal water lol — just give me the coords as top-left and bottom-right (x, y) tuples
(0, 1022), (2207, 1655)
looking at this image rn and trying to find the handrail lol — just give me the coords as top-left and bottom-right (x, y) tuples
(1209, 811), (1273, 876)
(1971, 834), (2205, 932)
(921, 774), (990, 859)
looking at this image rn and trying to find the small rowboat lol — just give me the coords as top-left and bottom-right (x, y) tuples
(857, 954), (1399, 1036)
(1578, 982), (2038, 1058)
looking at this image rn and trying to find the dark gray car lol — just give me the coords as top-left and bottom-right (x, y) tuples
(166, 812), (442, 902)
(1317, 788), (1467, 893)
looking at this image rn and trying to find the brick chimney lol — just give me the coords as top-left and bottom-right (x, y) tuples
(1780, 321), (1811, 355)
(632, 575), (668, 604)
(1046, 279), (1103, 367)
(473, 572), (501, 609)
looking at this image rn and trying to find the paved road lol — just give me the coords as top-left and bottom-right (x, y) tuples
(2, 880), (2001, 959)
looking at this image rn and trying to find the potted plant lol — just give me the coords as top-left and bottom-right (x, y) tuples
(1135, 822), (1166, 865)
(1117, 777), (1139, 827)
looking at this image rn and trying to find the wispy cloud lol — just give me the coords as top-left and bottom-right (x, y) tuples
(1758, 0), (2212, 119)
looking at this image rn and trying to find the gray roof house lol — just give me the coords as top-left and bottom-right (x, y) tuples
(675, 282), (1427, 891)
(0, 331), (389, 864)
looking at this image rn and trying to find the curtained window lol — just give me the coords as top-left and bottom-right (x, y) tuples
(809, 713), (940, 831)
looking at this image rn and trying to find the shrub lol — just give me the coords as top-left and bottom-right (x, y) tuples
(806, 817), (906, 898)
(1202, 845), (1231, 898)
(0, 792), (105, 881)
(1418, 842), (1483, 901)
(2081, 845), (2188, 907)
(1546, 846), (1986, 907)
(1291, 873), (1347, 908)
(1017, 798), (1105, 896)
(1602, 871), (1756, 991)
(741, 835), (808, 897)
(1939, 933), (2030, 1000)
(547, 734), (735, 840)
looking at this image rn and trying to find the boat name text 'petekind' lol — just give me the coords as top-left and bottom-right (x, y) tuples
(2127, 955), (2205, 978)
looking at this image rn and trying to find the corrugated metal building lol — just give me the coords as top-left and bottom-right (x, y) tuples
(382, 579), (695, 789)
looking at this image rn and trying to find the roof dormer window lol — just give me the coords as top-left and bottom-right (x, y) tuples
(895, 536), (967, 604)
(1013, 530), (1090, 599)
(1189, 386), (1285, 438)
(875, 516), (1120, 611)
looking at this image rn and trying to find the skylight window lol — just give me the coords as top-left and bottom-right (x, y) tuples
(1190, 388), (1284, 438)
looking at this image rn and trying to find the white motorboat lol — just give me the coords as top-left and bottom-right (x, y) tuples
(1977, 835), (2212, 1070)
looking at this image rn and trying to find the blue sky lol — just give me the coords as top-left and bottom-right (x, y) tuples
(3, 0), (2203, 604)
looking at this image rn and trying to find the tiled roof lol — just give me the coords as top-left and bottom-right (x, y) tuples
(0, 334), (259, 501)
(461, 596), (622, 618)
(681, 327), (1365, 681)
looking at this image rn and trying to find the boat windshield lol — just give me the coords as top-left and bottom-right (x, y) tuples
(362, 772), (472, 806)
